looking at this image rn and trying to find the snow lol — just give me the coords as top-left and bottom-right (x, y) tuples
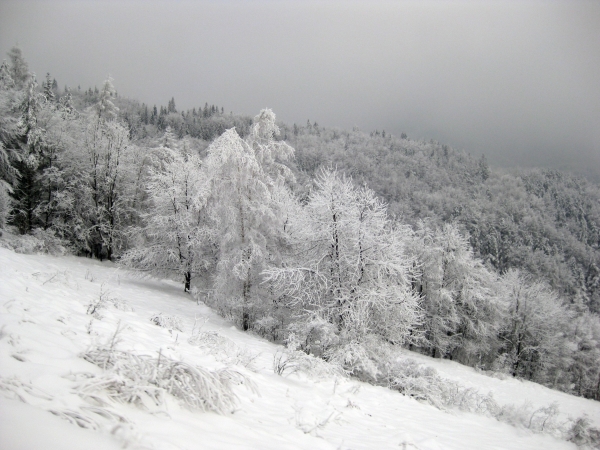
(1, 247), (598, 449)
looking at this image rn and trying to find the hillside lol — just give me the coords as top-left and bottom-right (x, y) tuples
(1, 49), (599, 415)
(1, 246), (599, 450)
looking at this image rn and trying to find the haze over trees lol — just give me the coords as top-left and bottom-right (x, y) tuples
(1, 47), (599, 402)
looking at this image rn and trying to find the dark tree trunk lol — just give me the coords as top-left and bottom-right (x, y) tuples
(184, 271), (191, 293)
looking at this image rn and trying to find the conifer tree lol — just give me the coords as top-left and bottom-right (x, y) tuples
(0, 60), (15, 89)
(7, 46), (29, 89)
(11, 74), (45, 233)
(43, 72), (55, 102)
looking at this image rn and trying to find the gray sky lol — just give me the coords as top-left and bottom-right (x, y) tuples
(1, 0), (599, 178)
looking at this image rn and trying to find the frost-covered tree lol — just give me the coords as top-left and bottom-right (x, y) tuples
(160, 126), (178, 149)
(43, 73), (55, 102)
(0, 60), (15, 89)
(264, 170), (421, 359)
(566, 312), (600, 399)
(31, 94), (79, 235)
(120, 136), (211, 292)
(205, 109), (294, 330)
(72, 77), (133, 259)
(410, 222), (500, 364)
(94, 77), (118, 121)
(497, 269), (570, 380)
(0, 64), (20, 228)
(11, 74), (46, 233)
(7, 46), (29, 89)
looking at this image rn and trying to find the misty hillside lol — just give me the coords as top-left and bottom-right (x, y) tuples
(94, 85), (600, 317)
(1, 46), (600, 450)
(66, 80), (600, 315)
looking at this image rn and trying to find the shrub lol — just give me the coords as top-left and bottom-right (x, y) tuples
(273, 347), (344, 380)
(149, 313), (184, 332)
(81, 345), (256, 414)
(188, 330), (259, 370)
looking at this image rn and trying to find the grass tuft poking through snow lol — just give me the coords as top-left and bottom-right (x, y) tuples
(149, 312), (184, 332)
(81, 327), (257, 414)
(273, 348), (344, 380)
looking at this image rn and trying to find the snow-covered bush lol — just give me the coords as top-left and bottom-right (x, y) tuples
(273, 348), (344, 380)
(286, 318), (339, 357)
(567, 416), (600, 449)
(254, 315), (284, 342)
(150, 313), (184, 332)
(0, 227), (67, 255)
(325, 340), (381, 381)
(87, 286), (132, 318)
(384, 357), (599, 442)
(188, 330), (258, 369)
(81, 346), (256, 414)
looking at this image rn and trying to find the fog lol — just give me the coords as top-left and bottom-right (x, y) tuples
(1, 0), (599, 178)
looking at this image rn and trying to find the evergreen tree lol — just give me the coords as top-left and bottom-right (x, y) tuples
(11, 75), (45, 233)
(94, 77), (118, 121)
(0, 60), (15, 89)
(7, 46), (29, 89)
(43, 72), (55, 102)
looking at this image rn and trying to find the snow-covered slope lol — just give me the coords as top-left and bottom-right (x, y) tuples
(0, 248), (598, 450)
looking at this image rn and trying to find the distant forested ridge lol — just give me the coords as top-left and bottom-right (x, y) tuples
(283, 125), (600, 315)
(1, 47), (599, 401)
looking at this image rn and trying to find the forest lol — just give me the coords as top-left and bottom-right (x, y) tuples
(1, 46), (599, 402)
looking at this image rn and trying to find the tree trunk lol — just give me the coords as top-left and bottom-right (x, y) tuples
(242, 267), (251, 331)
(512, 340), (522, 377)
(184, 271), (191, 293)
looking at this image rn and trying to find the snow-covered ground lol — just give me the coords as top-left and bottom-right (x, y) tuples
(1, 247), (599, 450)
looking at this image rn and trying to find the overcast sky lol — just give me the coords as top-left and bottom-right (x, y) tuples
(1, 0), (599, 177)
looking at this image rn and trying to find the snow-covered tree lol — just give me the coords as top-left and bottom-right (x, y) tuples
(72, 77), (133, 259)
(497, 269), (570, 380)
(31, 94), (79, 234)
(120, 136), (212, 292)
(264, 170), (421, 357)
(566, 312), (600, 399)
(11, 74), (46, 233)
(43, 72), (55, 103)
(0, 60), (15, 89)
(410, 222), (500, 364)
(7, 46), (29, 89)
(94, 77), (118, 121)
(0, 66), (20, 228)
(205, 109), (294, 330)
